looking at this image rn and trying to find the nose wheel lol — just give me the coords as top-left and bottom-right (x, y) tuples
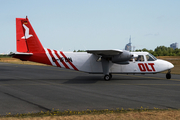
(166, 69), (171, 79)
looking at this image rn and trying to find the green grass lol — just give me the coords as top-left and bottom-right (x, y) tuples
(0, 55), (11, 58)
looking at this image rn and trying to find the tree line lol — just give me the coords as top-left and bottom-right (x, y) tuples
(135, 46), (180, 56)
(0, 54), (11, 58)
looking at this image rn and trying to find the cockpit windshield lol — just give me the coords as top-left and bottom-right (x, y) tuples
(146, 53), (157, 61)
(149, 53), (157, 60)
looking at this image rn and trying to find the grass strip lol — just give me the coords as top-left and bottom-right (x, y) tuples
(0, 108), (180, 120)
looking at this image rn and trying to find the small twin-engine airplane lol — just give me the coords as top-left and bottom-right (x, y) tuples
(12, 17), (174, 81)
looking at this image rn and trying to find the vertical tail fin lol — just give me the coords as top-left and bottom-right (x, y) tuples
(16, 17), (44, 53)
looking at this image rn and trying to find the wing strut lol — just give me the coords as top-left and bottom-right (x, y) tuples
(101, 58), (112, 81)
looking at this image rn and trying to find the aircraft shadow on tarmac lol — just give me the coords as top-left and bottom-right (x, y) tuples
(63, 76), (101, 84)
(62, 75), (162, 84)
(0, 74), (163, 83)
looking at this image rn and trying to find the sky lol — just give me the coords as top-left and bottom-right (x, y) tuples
(0, 0), (180, 53)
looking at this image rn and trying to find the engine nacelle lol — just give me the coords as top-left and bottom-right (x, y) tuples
(111, 50), (132, 63)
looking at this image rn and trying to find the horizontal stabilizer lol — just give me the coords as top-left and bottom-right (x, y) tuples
(10, 52), (33, 56)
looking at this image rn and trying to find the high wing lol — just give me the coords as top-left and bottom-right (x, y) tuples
(87, 49), (132, 63)
(87, 49), (123, 56)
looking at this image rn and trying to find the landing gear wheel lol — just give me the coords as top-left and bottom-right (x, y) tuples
(166, 73), (171, 79)
(166, 69), (171, 79)
(104, 75), (111, 81)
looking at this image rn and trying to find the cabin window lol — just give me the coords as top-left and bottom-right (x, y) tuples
(129, 58), (133, 62)
(135, 55), (144, 62)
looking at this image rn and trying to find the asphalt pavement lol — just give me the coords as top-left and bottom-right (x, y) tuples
(0, 62), (180, 115)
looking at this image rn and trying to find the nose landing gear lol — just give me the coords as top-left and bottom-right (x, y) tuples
(166, 69), (171, 79)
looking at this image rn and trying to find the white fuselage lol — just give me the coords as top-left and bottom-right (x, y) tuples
(48, 51), (174, 74)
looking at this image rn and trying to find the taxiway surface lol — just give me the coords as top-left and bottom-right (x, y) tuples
(0, 62), (180, 115)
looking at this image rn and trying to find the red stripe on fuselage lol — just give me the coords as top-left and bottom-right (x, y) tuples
(47, 49), (61, 67)
(54, 50), (70, 69)
(60, 51), (78, 71)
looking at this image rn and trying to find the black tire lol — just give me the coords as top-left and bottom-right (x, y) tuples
(166, 73), (171, 79)
(104, 75), (110, 81)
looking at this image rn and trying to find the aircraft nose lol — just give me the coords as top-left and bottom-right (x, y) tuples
(157, 59), (174, 71)
(168, 62), (174, 69)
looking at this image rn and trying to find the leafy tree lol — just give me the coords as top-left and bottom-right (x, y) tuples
(136, 46), (180, 56)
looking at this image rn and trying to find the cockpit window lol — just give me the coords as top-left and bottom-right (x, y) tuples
(135, 55), (144, 62)
(149, 53), (157, 60)
(146, 53), (157, 61)
(146, 55), (154, 61)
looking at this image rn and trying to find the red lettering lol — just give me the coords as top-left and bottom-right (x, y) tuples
(138, 63), (146, 71)
(145, 63), (152, 71)
(138, 63), (156, 72)
(148, 63), (155, 71)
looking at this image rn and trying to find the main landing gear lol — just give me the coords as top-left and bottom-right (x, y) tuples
(166, 69), (171, 79)
(104, 73), (112, 81)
